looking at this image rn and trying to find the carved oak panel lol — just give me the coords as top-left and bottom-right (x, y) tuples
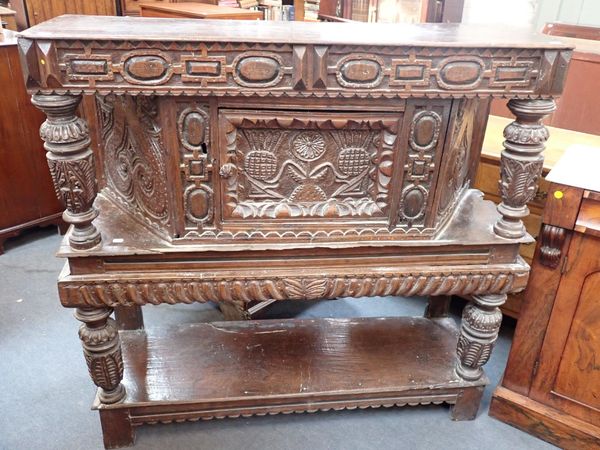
(219, 110), (398, 223)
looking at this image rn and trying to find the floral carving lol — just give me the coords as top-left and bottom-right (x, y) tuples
(221, 116), (397, 220)
(292, 132), (326, 161)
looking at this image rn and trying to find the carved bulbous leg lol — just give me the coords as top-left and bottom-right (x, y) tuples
(455, 294), (506, 381)
(494, 99), (556, 239)
(75, 308), (126, 404)
(31, 94), (101, 250)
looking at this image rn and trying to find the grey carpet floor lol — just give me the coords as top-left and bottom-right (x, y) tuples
(0, 227), (554, 450)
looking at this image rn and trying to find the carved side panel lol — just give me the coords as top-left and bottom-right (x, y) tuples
(97, 95), (171, 235)
(434, 98), (479, 226)
(176, 102), (216, 232)
(396, 101), (451, 232)
(219, 111), (398, 221)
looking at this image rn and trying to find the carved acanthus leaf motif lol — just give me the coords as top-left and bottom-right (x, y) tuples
(47, 154), (96, 213)
(83, 350), (124, 392)
(498, 157), (543, 207)
(503, 122), (549, 145)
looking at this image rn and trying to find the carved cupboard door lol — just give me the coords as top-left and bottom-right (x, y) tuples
(530, 232), (600, 426)
(218, 110), (399, 226)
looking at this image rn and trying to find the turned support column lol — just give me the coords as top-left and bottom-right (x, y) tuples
(456, 293), (506, 381)
(31, 94), (101, 250)
(75, 307), (126, 404)
(494, 99), (556, 239)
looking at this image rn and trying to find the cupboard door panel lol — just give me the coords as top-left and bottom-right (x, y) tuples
(554, 271), (600, 411)
(531, 233), (600, 426)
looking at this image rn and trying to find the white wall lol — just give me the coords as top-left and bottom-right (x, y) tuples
(461, 0), (600, 31)
(462, 0), (537, 27)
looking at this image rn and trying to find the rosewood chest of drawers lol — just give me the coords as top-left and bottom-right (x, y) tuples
(18, 16), (571, 448)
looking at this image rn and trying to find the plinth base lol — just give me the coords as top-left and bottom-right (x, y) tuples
(93, 316), (487, 448)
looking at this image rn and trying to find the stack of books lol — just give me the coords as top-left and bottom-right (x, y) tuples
(258, 0), (295, 20)
(303, 0), (320, 21)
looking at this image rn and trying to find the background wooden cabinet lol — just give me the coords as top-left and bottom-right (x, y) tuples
(23, 0), (116, 26)
(490, 148), (600, 448)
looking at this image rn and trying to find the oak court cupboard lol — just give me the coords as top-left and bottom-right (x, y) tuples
(17, 16), (572, 448)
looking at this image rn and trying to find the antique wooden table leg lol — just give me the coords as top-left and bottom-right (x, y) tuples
(75, 307), (126, 404)
(114, 306), (144, 330)
(31, 94), (101, 250)
(451, 293), (506, 419)
(494, 99), (556, 239)
(425, 295), (451, 318)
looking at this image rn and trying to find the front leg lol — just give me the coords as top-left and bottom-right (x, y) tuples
(456, 294), (505, 381)
(75, 307), (126, 404)
(32, 94), (101, 250)
(494, 99), (555, 239)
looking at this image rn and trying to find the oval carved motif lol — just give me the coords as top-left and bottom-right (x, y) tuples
(178, 107), (210, 152)
(340, 60), (381, 83)
(402, 187), (427, 219)
(336, 55), (384, 88)
(121, 52), (172, 85)
(235, 55), (281, 85)
(185, 186), (213, 224)
(184, 112), (206, 147)
(409, 111), (442, 151)
(437, 57), (484, 90)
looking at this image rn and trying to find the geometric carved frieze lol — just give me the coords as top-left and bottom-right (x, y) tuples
(21, 37), (569, 99)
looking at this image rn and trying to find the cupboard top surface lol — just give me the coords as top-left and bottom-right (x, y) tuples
(20, 15), (571, 50)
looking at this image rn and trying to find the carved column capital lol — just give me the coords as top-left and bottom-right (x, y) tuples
(494, 99), (556, 239)
(31, 94), (101, 250)
(75, 307), (126, 404)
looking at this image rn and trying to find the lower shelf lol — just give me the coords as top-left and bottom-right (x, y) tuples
(95, 316), (487, 448)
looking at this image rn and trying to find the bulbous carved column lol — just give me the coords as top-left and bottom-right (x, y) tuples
(31, 94), (101, 250)
(494, 99), (556, 239)
(75, 307), (126, 404)
(456, 294), (506, 381)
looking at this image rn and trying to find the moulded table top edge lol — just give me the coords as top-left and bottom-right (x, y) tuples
(19, 15), (573, 50)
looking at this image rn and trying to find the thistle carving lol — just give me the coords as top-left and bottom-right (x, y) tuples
(75, 308), (126, 404)
(494, 99), (556, 239)
(32, 94), (101, 250)
(456, 294), (505, 381)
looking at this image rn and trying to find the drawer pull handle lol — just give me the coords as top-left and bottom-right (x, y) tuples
(219, 163), (236, 179)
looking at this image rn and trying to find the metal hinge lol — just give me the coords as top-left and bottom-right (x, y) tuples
(533, 358), (540, 377)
